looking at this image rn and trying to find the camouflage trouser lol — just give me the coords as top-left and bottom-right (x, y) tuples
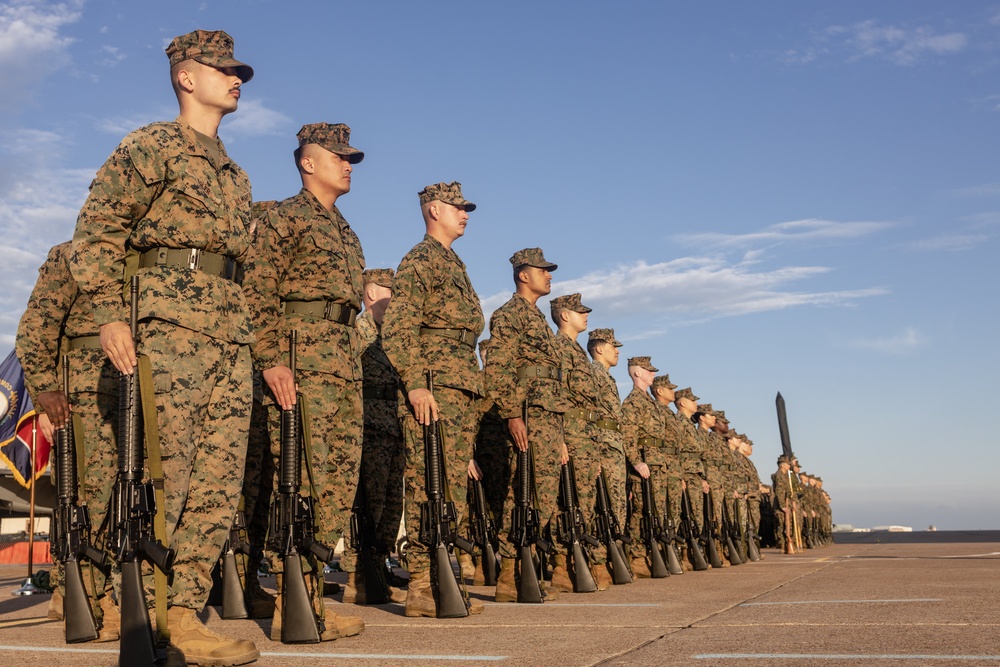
(474, 409), (512, 527)
(401, 385), (478, 575)
(51, 350), (118, 607)
(361, 406), (405, 551)
(139, 320), (251, 610)
(563, 418), (607, 565)
(497, 407), (564, 560)
(266, 369), (363, 574)
(242, 383), (274, 568)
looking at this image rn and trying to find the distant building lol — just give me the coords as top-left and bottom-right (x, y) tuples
(872, 525), (913, 532)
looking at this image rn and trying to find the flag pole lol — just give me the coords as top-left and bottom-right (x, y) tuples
(12, 418), (45, 596)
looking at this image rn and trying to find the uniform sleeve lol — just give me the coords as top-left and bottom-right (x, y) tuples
(485, 305), (525, 420)
(70, 136), (161, 326)
(381, 257), (428, 393)
(15, 245), (76, 398)
(242, 209), (296, 369)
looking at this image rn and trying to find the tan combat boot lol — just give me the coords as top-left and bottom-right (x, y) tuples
(592, 563), (612, 591)
(493, 559), (517, 603)
(549, 553), (574, 593)
(94, 595), (120, 643)
(680, 546), (693, 572)
(245, 573), (275, 619)
(47, 588), (63, 621)
(631, 555), (652, 579)
(472, 560), (486, 586)
(404, 570), (436, 617)
(167, 606), (259, 666)
(458, 552), (475, 584)
(342, 571), (361, 604)
(319, 609), (365, 640)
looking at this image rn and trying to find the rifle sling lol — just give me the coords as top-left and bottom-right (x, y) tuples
(298, 398), (321, 511)
(137, 354), (169, 643)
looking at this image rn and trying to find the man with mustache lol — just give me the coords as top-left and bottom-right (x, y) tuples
(71, 29), (259, 665)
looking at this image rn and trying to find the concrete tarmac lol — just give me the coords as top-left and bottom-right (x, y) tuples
(1, 538), (998, 666)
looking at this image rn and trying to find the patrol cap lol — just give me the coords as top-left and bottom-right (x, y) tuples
(418, 181), (476, 211)
(627, 356), (658, 372)
(695, 403), (713, 417)
(726, 431), (743, 442)
(777, 454), (790, 465)
(651, 374), (677, 390)
(712, 409), (727, 422)
(297, 123), (364, 163)
(510, 247), (557, 271)
(674, 387), (699, 402)
(550, 293), (592, 319)
(588, 328), (622, 347)
(165, 29), (254, 83)
(362, 268), (394, 289)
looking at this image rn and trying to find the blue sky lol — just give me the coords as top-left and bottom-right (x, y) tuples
(1, 0), (997, 530)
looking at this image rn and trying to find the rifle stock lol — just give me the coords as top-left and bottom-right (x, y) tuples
(221, 507), (250, 619)
(680, 487), (708, 571)
(658, 481), (684, 575)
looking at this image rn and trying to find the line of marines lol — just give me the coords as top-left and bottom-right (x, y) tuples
(12, 28), (831, 667)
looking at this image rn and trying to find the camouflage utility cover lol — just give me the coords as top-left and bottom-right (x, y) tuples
(165, 29), (253, 83)
(297, 123), (364, 164)
(417, 181), (476, 211)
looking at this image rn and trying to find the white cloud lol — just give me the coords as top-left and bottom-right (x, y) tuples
(0, 127), (93, 346)
(832, 20), (966, 66)
(96, 108), (175, 136)
(479, 253), (887, 325)
(783, 19), (967, 67)
(837, 327), (928, 355)
(902, 234), (991, 252)
(950, 182), (1000, 198)
(675, 218), (894, 248)
(221, 99), (293, 138)
(0, 0), (83, 113)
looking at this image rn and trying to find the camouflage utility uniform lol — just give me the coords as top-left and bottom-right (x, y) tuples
(356, 309), (404, 553)
(71, 117), (254, 611)
(486, 292), (570, 560)
(381, 230), (485, 577)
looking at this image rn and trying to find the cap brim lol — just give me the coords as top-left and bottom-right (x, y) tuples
(199, 56), (254, 83)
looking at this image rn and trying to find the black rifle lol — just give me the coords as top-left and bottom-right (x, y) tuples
(659, 481), (684, 575)
(744, 497), (761, 561)
(679, 487), (709, 571)
(110, 276), (175, 666)
(720, 495), (743, 565)
(220, 505), (250, 619)
(350, 474), (389, 604)
(556, 459), (598, 592)
(701, 490), (723, 568)
(417, 371), (473, 617)
(267, 330), (334, 643)
(51, 355), (105, 643)
(594, 470), (632, 584)
(468, 476), (499, 587)
(636, 460), (669, 578)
